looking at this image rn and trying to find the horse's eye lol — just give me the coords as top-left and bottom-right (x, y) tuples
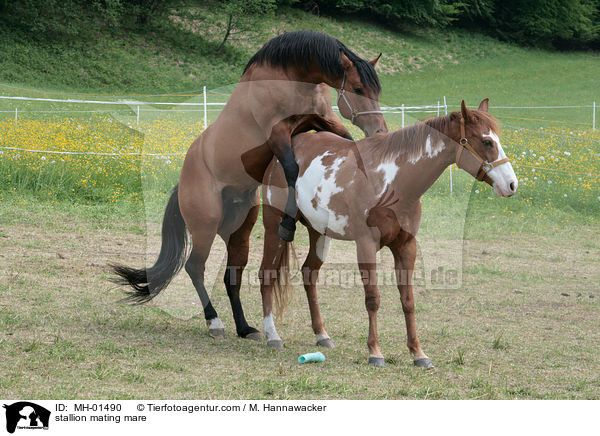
(482, 139), (493, 148)
(353, 87), (363, 95)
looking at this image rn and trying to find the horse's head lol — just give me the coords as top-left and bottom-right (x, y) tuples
(453, 98), (518, 197)
(336, 51), (388, 137)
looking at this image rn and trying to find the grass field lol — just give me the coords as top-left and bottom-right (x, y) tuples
(0, 193), (598, 399)
(0, 5), (599, 400)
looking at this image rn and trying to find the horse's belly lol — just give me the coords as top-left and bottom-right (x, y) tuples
(296, 152), (350, 238)
(211, 154), (259, 189)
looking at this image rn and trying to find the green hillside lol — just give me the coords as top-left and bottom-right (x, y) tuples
(1, 5), (598, 102)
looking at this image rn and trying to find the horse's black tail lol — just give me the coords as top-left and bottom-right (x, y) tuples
(111, 185), (189, 304)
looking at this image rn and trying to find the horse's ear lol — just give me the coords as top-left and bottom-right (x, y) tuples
(478, 98), (489, 113)
(369, 53), (382, 68)
(461, 100), (470, 121)
(340, 50), (353, 71)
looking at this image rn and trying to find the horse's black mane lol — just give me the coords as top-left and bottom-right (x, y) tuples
(244, 30), (381, 92)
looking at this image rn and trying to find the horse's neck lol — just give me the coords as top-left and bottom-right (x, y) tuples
(361, 128), (456, 202)
(242, 64), (332, 86)
(230, 68), (332, 131)
(393, 149), (454, 202)
(223, 63), (341, 135)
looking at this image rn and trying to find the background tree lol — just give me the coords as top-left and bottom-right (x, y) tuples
(0, 0), (598, 48)
(216, 0), (277, 52)
(491, 0), (599, 48)
(293, 0), (600, 48)
(295, 0), (464, 27)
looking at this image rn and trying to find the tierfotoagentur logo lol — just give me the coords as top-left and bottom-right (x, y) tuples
(3, 402), (50, 434)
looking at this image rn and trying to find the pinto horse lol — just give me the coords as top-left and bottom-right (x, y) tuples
(260, 99), (518, 367)
(111, 31), (387, 340)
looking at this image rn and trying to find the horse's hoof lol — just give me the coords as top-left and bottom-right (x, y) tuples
(245, 331), (263, 341)
(368, 357), (385, 367)
(316, 338), (335, 349)
(414, 358), (434, 369)
(209, 328), (225, 339)
(267, 339), (284, 349)
(278, 224), (295, 242)
(239, 326), (262, 341)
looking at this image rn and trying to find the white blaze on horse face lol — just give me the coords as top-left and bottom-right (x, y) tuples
(315, 235), (331, 262)
(483, 130), (518, 197)
(297, 152), (349, 236)
(263, 313), (281, 342)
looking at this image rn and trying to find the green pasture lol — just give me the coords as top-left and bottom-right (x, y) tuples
(0, 191), (598, 399)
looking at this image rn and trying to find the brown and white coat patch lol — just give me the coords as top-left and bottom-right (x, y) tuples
(296, 151), (350, 236)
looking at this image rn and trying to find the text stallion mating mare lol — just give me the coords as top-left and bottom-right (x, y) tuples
(260, 99), (518, 367)
(111, 31), (387, 340)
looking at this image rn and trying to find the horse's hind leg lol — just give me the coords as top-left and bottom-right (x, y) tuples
(185, 224), (225, 338)
(180, 181), (225, 338)
(223, 204), (262, 340)
(185, 232), (224, 337)
(303, 227), (334, 348)
(389, 232), (433, 369)
(356, 237), (385, 367)
(259, 204), (287, 348)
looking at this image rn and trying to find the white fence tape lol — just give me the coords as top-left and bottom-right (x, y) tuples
(1, 91), (597, 195)
(0, 95), (224, 106)
(2, 95), (597, 132)
(0, 146), (185, 156)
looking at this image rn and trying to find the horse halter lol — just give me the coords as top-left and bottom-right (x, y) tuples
(337, 72), (383, 125)
(455, 116), (510, 187)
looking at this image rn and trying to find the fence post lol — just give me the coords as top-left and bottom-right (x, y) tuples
(136, 105), (140, 126)
(401, 104), (405, 128)
(203, 86), (208, 130)
(443, 96), (452, 194)
(437, 101), (440, 117)
(15, 108), (18, 124)
(594, 101), (596, 131)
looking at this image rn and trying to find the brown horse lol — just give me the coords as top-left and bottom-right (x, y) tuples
(260, 99), (518, 367)
(111, 31), (387, 340)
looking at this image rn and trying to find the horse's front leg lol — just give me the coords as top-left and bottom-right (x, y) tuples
(303, 227), (334, 348)
(267, 125), (298, 242)
(356, 238), (385, 367)
(222, 202), (262, 340)
(389, 233), (434, 369)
